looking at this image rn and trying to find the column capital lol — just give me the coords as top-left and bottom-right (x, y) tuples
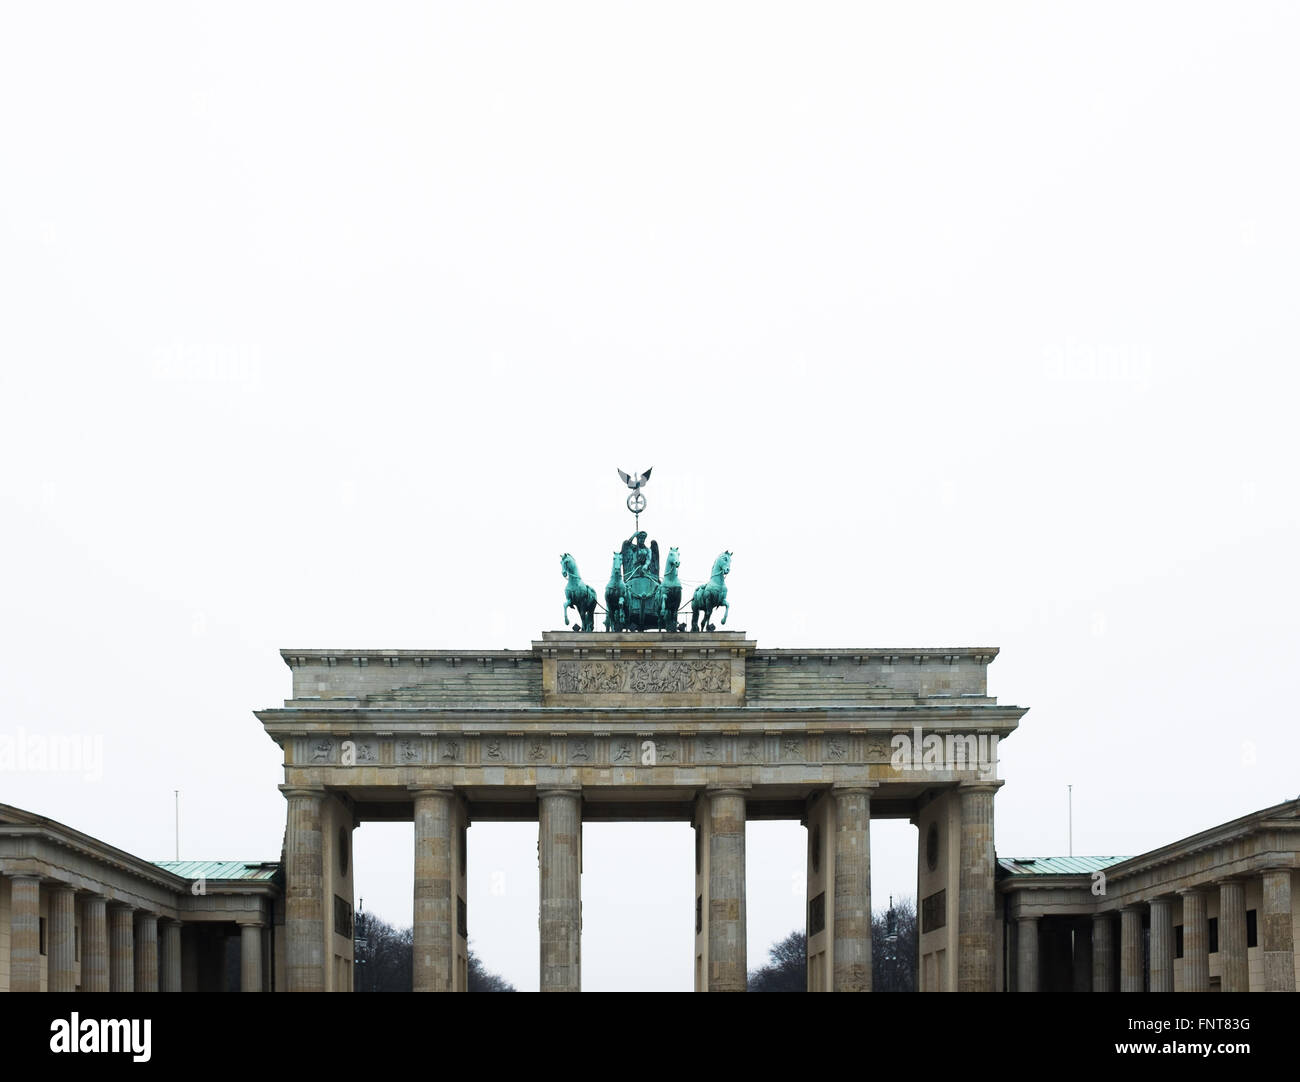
(831, 782), (880, 795)
(1120, 902), (1147, 913)
(1177, 886), (1207, 897)
(279, 784), (325, 801)
(1017, 913), (1042, 923)
(409, 784), (456, 796)
(536, 784), (582, 795)
(705, 785), (751, 797)
(957, 780), (1004, 794)
(235, 917), (266, 928)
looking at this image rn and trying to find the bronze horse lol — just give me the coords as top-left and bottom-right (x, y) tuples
(561, 553), (597, 632)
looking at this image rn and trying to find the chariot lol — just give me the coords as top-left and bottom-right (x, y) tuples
(603, 533), (681, 632)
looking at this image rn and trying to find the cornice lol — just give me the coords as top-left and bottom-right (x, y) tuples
(0, 807), (189, 894)
(255, 703), (1030, 730)
(279, 644), (1003, 666)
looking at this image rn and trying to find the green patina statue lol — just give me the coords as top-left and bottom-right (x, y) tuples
(560, 552), (597, 632)
(691, 551), (731, 631)
(659, 546), (683, 632)
(615, 530), (662, 631)
(621, 530), (658, 583)
(604, 552), (626, 632)
(598, 537), (685, 632)
(558, 472), (732, 633)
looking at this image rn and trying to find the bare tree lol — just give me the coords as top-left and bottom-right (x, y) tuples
(353, 910), (515, 992)
(748, 930), (807, 992)
(745, 896), (918, 992)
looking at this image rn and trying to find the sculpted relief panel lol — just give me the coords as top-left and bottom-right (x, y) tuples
(555, 659), (731, 694)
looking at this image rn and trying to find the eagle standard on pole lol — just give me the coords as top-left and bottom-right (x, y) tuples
(617, 466), (652, 531)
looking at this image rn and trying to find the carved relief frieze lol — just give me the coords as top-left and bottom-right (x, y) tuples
(555, 659), (731, 694)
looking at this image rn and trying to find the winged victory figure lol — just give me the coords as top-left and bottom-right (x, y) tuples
(621, 530), (659, 584)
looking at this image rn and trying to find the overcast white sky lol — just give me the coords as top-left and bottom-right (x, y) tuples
(2, 3), (1298, 992)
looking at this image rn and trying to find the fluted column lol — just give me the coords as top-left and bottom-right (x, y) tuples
(1092, 913), (1115, 991)
(1016, 915), (1040, 992)
(538, 787), (582, 992)
(832, 785), (874, 991)
(134, 912), (159, 992)
(957, 783), (999, 992)
(1179, 889), (1209, 992)
(108, 904), (135, 993)
(1072, 919), (1092, 992)
(9, 875), (41, 992)
(48, 886), (77, 992)
(282, 786), (325, 992)
(239, 921), (264, 992)
(159, 920), (183, 993)
(413, 787), (455, 992)
(82, 895), (109, 992)
(1120, 905), (1144, 992)
(1149, 897), (1173, 992)
(706, 788), (746, 991)
(1261, 867), (1296, 992)
(180, 926), (198, 993)
(1218, 879), (1249, 992)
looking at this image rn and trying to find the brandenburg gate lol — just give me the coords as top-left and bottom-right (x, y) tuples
(257, 473), (1027, 991)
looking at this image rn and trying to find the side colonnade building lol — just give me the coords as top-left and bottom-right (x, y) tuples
(0, 804), (278, 992)
(1001, 798), (1299, 993)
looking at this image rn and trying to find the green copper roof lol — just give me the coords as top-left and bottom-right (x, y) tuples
(153, 860), (279, 881)
(997, 855), (1130, 876)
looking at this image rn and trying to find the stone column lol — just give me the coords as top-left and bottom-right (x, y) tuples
(706, 788), (746, 992)
(48, 886), (77, 992)
(832, 785), (874, 991)
(412, 787), (455, 993)
(180, 926), (199, 993)
(1148, 896), (1173, 992)
(1092, 913), (1115, 992)
(1179, 889), (1209, 992)
(134, 912), (159, 992)
(1218, 879), (1249, 992)
(282, 786), (325, 992)
(82, 895), (110, 992)
(957, 783), (999, 992)
(1261, 867), (1296, 992)
(108, 904), (135, 993)
(1072, 919), (1092, 992)
(1016, 915), (1040, 992)
(239, 921), (264, 992)
(538, 787), (582, 992)
(159, 920), (183, 993)
(1120, 905), (1144, 992)
(9, 875), (41, 992)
